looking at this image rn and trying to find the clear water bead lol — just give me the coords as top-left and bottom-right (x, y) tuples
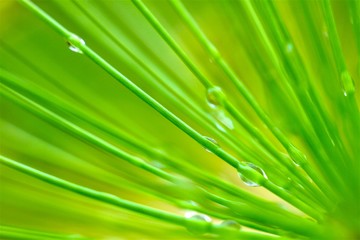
(67, 34), (85, 53)
(206, 87), (233, 131)
(212, 109), (234, 130)
(217, 220), (241, 238)
(204, 136), (220, 153)
(215, 122), (227, 132)
(185, 212), (212, 235)
(220, 220), (241, 230)
(288, 145), (307, 166)
(206, 86), (226, 109)
(281, 152), (299, 167)
(238, 162), (267, 187)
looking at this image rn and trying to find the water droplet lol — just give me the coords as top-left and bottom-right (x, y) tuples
(212, 109), (234, 130)
(341, 71), (355, 97)
(185, 212), (211, 235)
(281, 152), (299, 167)
(67, 34), (85, 53)
(238, 162), (267, 187)
(215, 122), (227, 132)
(206, 86), (226, 109)
(206, 87), (233, 131)
(288, 145), (307, 166)
(217, 220), (241, 238)
(184, 210), (197, 218)
(285, 43), (294, 53)
(204, 136), (220, 153)
(220, 220), (241, 230)
(205, 136), (218, 145)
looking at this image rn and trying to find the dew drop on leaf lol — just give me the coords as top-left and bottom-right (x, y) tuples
(212, 109), (234, 131)
(238, 162), (267, 187)
(220, 220), (241, 230)
(185, 212), (212, 235)
(218, 220), (241, 238)
(204, 136), (220, 153)
(206, 86), (226, 109)
(67, 34), (86, 54)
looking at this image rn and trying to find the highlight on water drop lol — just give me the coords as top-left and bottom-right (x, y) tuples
(217, 219), (241, 238)
(212, 109), (234, 131)
(287, 145), (307, 166)
(67, 34), (86, 54)
(238, 162), (267, 187)
(219, 219), (241, 230)
(204, 136), (219, 146)
(184, 211), (212, 235)
(204, 136), (220, 153)
(206, 86), (226, 109)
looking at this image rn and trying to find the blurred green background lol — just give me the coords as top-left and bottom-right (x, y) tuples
(0, 0), (358, 239)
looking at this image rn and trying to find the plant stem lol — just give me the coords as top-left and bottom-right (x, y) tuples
(0, 155), (289, 240)
(16, 0), (324, 221)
